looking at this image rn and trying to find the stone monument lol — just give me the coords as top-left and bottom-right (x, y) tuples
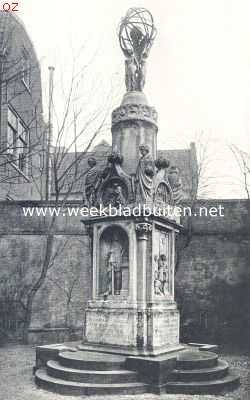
(35, 8), (240, 396)
(82, 7), (182, 355)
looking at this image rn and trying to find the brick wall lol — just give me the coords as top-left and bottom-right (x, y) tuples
(0, 201), (91, 344)
(176, 199), (250, 346)
(0, 200), (249, 346)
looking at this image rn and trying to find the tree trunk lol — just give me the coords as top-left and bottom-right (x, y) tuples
(22, 233), (54, 344)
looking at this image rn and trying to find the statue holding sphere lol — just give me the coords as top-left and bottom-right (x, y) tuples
(118, 8), (157, 92)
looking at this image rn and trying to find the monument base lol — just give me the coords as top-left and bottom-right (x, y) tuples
(84, 300), (181, 356)
(34, 344), (240, 396)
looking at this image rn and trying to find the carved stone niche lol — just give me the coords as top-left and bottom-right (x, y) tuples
(98, 225), (129, 299)
(154, 181), (173, 206)
(99, 177), (128, 208)
(95, 151), (134, 206)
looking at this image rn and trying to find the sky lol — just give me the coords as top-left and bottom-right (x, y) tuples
(17, 0), (250, 198)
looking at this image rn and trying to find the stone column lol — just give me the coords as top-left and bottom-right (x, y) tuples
(135, 222), (152, 304)
(135, 222), (152, 349)
(111, 92), (158, 175)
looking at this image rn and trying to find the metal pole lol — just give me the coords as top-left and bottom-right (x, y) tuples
(0, 48), (6, 146)
(45, 66), (55, 200)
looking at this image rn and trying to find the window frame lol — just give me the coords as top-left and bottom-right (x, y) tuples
(21, 48), (31, 90)
(7, 105), (30, 176)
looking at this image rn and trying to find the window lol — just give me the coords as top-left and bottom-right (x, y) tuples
(39, 153), (43, 171)
(7, 108), (17, 155)
(7, 106), (29, 175)
(21, 49), (31, 89)
(17, 120), (29, 172)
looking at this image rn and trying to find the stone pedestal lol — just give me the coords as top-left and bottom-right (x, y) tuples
(83, 215), (182, 356)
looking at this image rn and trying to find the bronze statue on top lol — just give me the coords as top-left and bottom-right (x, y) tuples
(118, 8), (157, 92)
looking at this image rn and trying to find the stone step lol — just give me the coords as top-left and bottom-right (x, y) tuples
(47, 360), (138, 383)
(35, 369), (148, 396)
(58, 350), (126, 371)
(176, 350), (218, 370)
(165, 372), (240, 395)
(170, 360), (229, 382)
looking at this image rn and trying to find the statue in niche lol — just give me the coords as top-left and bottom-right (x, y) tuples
(154, 254), (169, 296)
(83, 157), (100, 206)
(168, 166), (183, 205)
(103, 234), (124, 296)
(135, 144), (155, 202)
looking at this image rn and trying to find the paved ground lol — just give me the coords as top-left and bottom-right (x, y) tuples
(0, 344), (249, 400)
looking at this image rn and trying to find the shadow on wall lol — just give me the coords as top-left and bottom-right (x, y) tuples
(176, 278), (250, 347)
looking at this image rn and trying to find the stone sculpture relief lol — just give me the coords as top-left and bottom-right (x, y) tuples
(83, 151), (183, 208)
(168, 166), (183, 205)
(84, 150), (133, 208)
(102, 181), (127, 208)
(154, 254), (170, 296)
(112, 103), (158, 126)
(135, 144), (155, 202)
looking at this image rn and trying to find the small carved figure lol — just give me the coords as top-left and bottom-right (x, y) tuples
(124, 52), (147, 91)
(136, 144), (155, 202)
(113, 184), (126, 207)
(168, 166), (183, 205)
(154, 254), (169, 296)
(125, 56), (138, 91)
(84, 157), (100, 206)
(153, 255), (163, 296)
(154, 278), (164, 296)
(158, 254), (169, 295)
(103, 182), (126, 207)
(138, 52), (147, 91)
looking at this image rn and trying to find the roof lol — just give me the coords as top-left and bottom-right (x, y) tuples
(0, 11), (39, 63)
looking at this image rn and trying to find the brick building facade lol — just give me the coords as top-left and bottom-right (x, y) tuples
(0, 12), (46, 200)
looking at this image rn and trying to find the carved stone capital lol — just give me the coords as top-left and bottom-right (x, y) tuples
(112, 104), (158, 127)
(135, 222), (152, 240)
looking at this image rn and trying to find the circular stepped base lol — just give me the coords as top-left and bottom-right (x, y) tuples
(165, 373), (240, 395)
(171, 359), (229, 382)
(176, 350), (218, 369)
(166, 350), (240, 395)
(34, 349), (240, 396)
(35, 350), (147, 396)
(47, 360), (138, 383)
(35, 369), (148, 396)
(58, 351), (126, 370)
